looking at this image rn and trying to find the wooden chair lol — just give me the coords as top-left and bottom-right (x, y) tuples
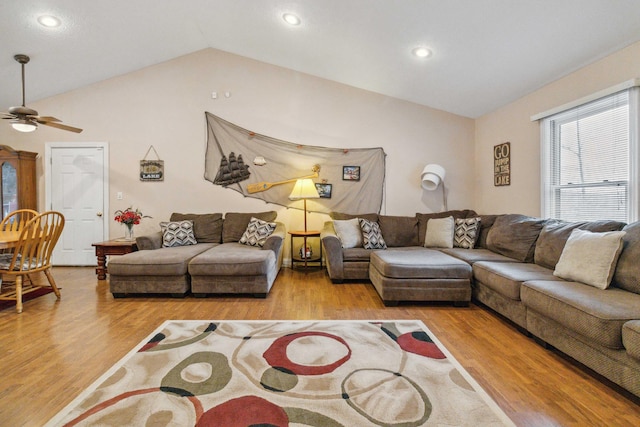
(0, 209), (38, 232)
(0, 211), (65, 313)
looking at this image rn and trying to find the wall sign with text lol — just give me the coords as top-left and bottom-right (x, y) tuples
(494, 142), (510, 186)
(140, 145), (164, 181)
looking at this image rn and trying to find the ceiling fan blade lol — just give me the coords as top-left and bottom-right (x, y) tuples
(34, 116), (62, 123)
(41, 121), (83, 133)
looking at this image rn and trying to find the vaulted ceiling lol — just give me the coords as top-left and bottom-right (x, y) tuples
(2, 0), (640, 119)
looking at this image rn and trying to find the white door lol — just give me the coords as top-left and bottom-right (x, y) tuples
(47, 144), (108, 265)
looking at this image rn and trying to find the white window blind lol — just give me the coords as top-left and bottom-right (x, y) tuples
(541, 88), (638, 222)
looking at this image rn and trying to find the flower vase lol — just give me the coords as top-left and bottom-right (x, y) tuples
(124, 224), (134, 241)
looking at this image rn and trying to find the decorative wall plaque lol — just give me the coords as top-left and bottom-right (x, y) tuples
(140, 145), (164, 181)
(494, 142), (510, 186)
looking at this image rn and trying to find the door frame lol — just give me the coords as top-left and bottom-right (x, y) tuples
(45, 142), (110, 242)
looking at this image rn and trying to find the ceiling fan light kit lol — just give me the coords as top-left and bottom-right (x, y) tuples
(11, 119), (37, 133)
(1, 54), (83, 134)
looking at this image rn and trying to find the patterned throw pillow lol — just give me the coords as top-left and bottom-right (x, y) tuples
(454, 217), (481, 249)
(358, 218), (387, 249)
(160, 220), (197, 247)
(239, 217), (277, 247)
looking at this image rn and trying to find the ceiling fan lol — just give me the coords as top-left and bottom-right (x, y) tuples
(2, 54), (82, 133)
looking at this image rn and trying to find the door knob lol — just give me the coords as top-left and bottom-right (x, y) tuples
(96, 212), (103, 217)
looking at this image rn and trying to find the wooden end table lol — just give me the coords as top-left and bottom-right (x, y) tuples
(92, 239), (138, 280)
(289, 230), (322, 269)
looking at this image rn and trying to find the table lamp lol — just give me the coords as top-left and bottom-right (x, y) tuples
(289, 178), (320, 232)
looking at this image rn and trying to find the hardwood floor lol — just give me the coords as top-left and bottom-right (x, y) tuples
(0, 266), (638, 426)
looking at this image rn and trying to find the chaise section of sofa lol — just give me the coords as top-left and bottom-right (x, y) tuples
(108, 211), (285, 298)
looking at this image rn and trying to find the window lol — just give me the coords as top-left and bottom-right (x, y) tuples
(539, 84), (639, 222)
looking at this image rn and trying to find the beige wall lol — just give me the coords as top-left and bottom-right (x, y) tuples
(475, 40), (640, 217)
(0, 48), (475, 239)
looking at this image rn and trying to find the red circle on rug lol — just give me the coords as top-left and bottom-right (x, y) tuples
(197, 395), (288, 427)
(263, 331), (352, 376)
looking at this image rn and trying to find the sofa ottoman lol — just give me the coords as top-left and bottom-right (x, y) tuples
(369, 248), (472, 306)
(189, 243), (279, 297)
(108, 243), (217, 297)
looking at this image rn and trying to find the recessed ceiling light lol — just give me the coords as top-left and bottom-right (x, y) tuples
(412, 47), (432, 58)
(282, 13), (301, 26)
(37, 15), (61, 28)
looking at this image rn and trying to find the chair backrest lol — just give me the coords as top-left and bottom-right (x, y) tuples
(5, 211), (65, 273)
(1, 209), (38, 232)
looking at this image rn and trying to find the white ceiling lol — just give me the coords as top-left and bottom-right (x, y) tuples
(2, 0), (640, 119)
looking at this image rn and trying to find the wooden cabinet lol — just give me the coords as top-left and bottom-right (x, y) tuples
(0, 145), (37, 220)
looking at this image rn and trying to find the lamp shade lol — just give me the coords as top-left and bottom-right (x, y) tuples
(421, 164), (446, 191)
(289, 178), (320, 200)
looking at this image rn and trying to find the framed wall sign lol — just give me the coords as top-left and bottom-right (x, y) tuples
(494, 142), (510, 186)
(140, 145), (164, 181)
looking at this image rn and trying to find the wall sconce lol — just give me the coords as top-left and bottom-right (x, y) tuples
(421, 164), (447, 210)
(289, 178), (320, 232)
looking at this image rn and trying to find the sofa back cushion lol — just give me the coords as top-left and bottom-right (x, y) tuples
(612, 221), (640, 294)
(170, 213), (223, 243)
(222, 211), (277, 243)
(378, 215), (419, 247)
(330, 212), (379, 222)
(486, 214), (547, 262)
(534, 220), (627, 269)
(476, 215), (499, 249)
(416, 209), (477, 246)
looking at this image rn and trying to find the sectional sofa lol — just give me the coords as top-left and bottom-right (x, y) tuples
(321, 210), (640, 398)
(108, 211), (285, 297)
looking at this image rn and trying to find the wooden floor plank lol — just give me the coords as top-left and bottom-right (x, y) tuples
(0, 266), (638, 426)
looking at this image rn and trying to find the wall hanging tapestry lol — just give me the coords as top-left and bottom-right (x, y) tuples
(205, 113), (386, 214)
(46, 320), (514, 426)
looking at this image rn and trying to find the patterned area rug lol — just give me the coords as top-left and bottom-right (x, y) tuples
(46, 320), (514, 426)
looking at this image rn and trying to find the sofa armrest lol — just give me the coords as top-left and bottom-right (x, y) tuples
(263, 222), (285, 255)
(135, 231), (163, 250)
(321, 221), (344, 283)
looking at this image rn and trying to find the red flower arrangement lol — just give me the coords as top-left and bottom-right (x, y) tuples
(114, 207), (146, 225)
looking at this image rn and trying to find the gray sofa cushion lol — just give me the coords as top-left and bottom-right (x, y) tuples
(330, 212), (379, 222)
(342, 247), (375, 262)
(476, 214), (499, 249)
(623, 321), (640, 360)
(612, 221), (640, 294)
(378, 215), (419, 247)
(170, 213), (223, 243)
(486, 214), (547, 262)
(440, 248), (518, 265)
(473, 261), (557, 301)
(370, 248), (471, 279)
(534, 220), (626, 269)
(522, 280), (640, 349)
(189, 243), (276, 276)
(222, 211), (277, 243)
(416, 210), (477, 246)
(108, 243), (216, 276)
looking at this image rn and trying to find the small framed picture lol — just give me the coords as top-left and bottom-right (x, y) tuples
(315, 183), (332, 198)
(343, 166), (360, 181)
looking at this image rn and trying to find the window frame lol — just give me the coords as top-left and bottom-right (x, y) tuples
(536, 82), (639, 223)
